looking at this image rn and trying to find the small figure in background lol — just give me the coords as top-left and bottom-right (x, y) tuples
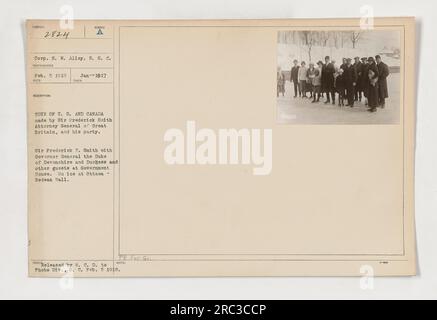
(277, 66), (285, 97)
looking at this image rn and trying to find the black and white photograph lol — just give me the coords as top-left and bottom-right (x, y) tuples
(277, 30), (401, 124)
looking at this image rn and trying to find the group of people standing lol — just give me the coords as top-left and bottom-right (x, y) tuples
(277, 55), (390, 112)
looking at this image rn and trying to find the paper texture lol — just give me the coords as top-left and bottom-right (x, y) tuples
(26, 18), (416, 277)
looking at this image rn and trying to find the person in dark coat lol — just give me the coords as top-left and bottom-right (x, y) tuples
(334, 68), (346, 106)
(340, 58), (347, 71)
(353, 56), (363, 102)
(306, 63), (317, 99)
(367, 57), (379, 112)
(360, 57), (369, 104)
(311, 61), (323, 103)
(343, 58), (358, 107)
(376, 55), (390, 108)
(290, 59), (300, 98)
(322, 56), (335, 104)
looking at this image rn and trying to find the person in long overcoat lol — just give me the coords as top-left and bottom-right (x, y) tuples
(353, 57), (363, 102)
(334, 68), (346, 106)
(376, 55), (390, 107)
(367, 57), (380, 112)
(290, 59), (300, 98)
(311, 61), (323, 102)
(343, 58), (358, 107)
(360, 57), (369, 103)
(322, 56), (335, 104)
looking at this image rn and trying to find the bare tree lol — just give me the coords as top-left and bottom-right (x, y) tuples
(337, 31), (349, 48)
(332, 31), (340, 49)
(300, 31), (317, 62)
(278, 31), (300, 45)
(350, 31), (362, 49)
(319, 31), (330, 47)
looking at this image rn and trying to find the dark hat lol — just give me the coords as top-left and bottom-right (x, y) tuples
(368, 57), (375, 62)
(354, 56), (360, 59)
(325, 56), (330, 60)
(361, 57), (367, 61)
(317, 60), (323, 65)
(346, 58), (352, 61)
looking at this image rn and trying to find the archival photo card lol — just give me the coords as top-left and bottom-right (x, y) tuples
(26, 18), (416, 277)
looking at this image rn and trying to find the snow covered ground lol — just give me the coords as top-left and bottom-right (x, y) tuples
(276, 73), (400, 125)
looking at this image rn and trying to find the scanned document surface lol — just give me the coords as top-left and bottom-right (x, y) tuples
(26, 18), (416, 277)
